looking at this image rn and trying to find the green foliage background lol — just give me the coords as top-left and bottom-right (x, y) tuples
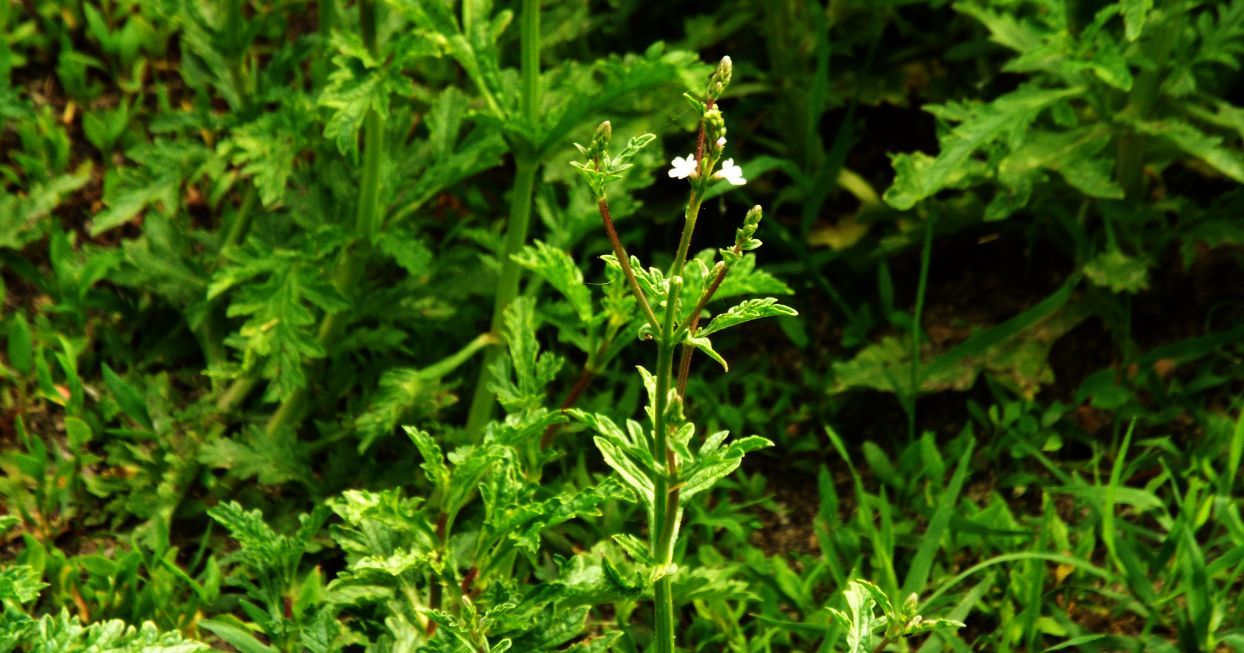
(2, 0), (1243, 651)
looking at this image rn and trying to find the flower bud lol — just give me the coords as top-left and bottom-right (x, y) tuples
(743, 204), (762, 233)
(708, 55), (733, 100)
(703, 108), (726, 148)
(588, 120), (612, 162)
(735, 205), (763, 251)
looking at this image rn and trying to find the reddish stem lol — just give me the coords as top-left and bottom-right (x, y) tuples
(694, 98), (716, 173)
(676, 252), (733, 399)
(541, 363), (595, 448)
(460, 567), (479, 595)
(598, 199), (659, 328)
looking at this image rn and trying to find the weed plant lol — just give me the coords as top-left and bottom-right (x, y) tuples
(2, 0), (1244, 652)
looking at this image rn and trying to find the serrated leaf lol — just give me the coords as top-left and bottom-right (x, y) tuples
(828, 580), (880, 653)
(1132, 118), (1244, 183)
(375, 227), (433, 277)
(698, 298), (798, 337)
(390, 0), (510, 122)
(212, 239), (349, 402)
(91, 141), (217, 236)
(562, 632), (623, 653)
(30, 611), (213, 652)
(445, 444), (500, 519)
(353, 548), (434, 576)
(0, 165), (92, 250)
(0, 564), (46, 604)
(513, 241), (593, 323)
(404, 427), (449, 490)
(593, 435), (654, 504)
(884, 87), (1080, 210)
(713, 254), (793, 298)
(1084, 248), (1151, 293)
(490, 297), (563, 412)
(685, 334), (728, 371)
(1086, 39), (1132, 91)
(354, 371), (446, 451)
(318, 31), (428, 157)
(1196, 1), (1244, 70)
(206, 501), (328, 597)
(611, 533), (654, 566)
(535, 47), (699, 154)
(198, 426), (311, 485)
(680, 434), (772, 501)
(221, 99), (314, 207)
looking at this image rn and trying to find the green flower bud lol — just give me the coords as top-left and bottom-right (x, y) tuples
(588, 120), (612, 162)
(744, 204), (762, 229)
(708, 55), (733, 100)
(703, 108), (727, 147)
(735, 205), (763, 251)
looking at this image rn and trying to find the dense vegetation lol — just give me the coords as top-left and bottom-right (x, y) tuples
(2, 0), (1243, 651)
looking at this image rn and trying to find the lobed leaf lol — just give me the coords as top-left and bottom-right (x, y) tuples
(698, 297), (798, 338)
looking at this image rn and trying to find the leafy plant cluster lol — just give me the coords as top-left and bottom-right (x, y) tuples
(3, 0), (1244, 652)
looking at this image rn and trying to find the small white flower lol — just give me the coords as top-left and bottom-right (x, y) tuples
(716, 136), (727, 147)
(668, 153), (699, 179)
(714, 158), (746, 186)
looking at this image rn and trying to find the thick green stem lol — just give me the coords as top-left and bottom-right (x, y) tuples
(519, 0), (541, 122)
(464, 159), (539, 434)
(1116, 17), (1177, 200)
(464, 0), (542, 436)
(650, 277), (681, 653)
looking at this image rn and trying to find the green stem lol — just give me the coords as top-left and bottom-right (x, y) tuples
(907, 215), (934, 441)
(669, 194), (703, 279)
(222, 187), (257, 254)
(651, 277), (681, 653)
(464, 159), (539, 434)
(464, 0), (541, 437)
(201, 188), (257, 378)
(645, 157), (713, 653)
(1116, 17), (1177, 200)
(519, 0), (541, 122)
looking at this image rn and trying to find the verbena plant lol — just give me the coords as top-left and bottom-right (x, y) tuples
(565, 57), (798, 652)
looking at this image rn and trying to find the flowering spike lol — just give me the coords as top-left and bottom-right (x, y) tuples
(588, 120), (612, 163)
(735, 205), (763, 251)
(707, 55), (733, 100)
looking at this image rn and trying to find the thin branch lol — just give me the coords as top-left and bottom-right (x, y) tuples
(598, 198), (659, 329)
(676, 246), (735, 398)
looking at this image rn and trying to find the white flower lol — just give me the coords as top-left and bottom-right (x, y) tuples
(714, 158), (746, 186)
(668, 153), (699, 179)
(716, 136), (727, 147)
